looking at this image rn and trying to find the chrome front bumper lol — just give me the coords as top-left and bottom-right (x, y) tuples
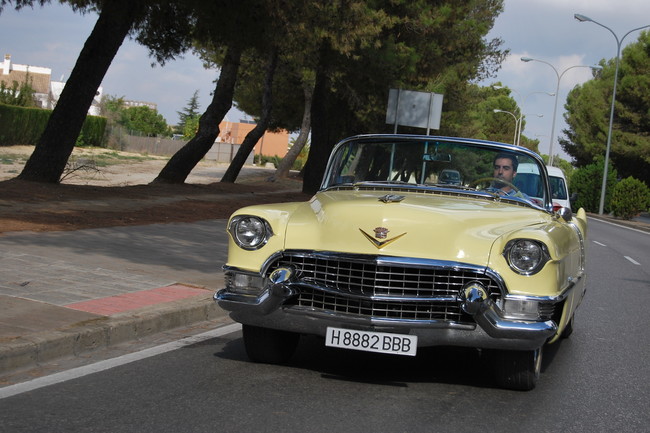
(215, 274), (558, 351)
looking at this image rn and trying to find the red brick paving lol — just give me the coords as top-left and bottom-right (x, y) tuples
(65, 284), (209, 315)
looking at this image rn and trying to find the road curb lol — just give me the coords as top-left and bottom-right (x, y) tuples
(587, 213), (650, 233)
(0, 294), (227, 375)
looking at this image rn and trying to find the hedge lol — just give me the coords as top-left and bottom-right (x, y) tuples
(0, 103), (107, 147)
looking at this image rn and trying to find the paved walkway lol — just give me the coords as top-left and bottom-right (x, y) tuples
(0, 220), (231, 376)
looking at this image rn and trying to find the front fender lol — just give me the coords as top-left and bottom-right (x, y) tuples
(226, 202), (303, 272)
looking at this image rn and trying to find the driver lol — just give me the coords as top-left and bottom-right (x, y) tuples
(487, 152), (528, 199)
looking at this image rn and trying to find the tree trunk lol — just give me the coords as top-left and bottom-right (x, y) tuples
(221, 49), (278, 183)
(268, 81), (313, 181)
(18, 1), (141, 183)
(302, 64), (336, 194)
(153, 46), (242, 184)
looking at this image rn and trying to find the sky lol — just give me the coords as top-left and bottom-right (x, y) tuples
(1, 1), (649, 160)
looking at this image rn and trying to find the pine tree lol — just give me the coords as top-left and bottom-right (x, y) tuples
(175, 90), (201, 135)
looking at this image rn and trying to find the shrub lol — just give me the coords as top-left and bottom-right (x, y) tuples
(610, 177), (650, 219)
(253, 152), (307, 171)
(570, 159), (617, 213)
(254, 154), (281, 167)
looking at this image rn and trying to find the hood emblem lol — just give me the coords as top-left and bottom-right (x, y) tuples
(359, 227), (407, 249)
(378, 194), (405, 203)
(374, 227), (389, 239)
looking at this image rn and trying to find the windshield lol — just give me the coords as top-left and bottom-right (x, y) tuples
(322, 136), (549, 207)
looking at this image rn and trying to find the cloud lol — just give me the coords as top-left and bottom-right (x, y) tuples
(536, 0), (650, 14)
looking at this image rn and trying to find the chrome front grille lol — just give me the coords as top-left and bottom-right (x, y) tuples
(294, 288), (469, 322)
(266, 252), (502, 323)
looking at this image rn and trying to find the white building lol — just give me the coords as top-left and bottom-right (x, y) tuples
(1, 54), (103, 115)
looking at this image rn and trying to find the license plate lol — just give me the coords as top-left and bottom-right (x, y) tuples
(325, 327), (417, 356)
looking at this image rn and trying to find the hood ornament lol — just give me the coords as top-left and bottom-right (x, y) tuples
(359, 227), (407, 249)
(378, 194), (405, 203)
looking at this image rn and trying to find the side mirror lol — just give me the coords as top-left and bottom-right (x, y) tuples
(570, 192), (578, 206)
(423, 153), (452, 162)
(556, 207), (573, 222)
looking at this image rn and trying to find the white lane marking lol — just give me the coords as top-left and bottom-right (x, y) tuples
(625, 256), (641, 265)
(0, 323), (241, 400)
(588, 216), (650, 235)
(593, 241), (607, 246)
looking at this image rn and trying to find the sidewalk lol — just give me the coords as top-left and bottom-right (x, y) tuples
(0, 220), (231, 376)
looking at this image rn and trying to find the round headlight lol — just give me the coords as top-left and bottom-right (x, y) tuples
(504, 239), (549, 275)
(229, 216), (272, 250)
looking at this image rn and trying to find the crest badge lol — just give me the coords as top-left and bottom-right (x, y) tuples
(359, 227), (406, 249)
(374, 227), (389, 239)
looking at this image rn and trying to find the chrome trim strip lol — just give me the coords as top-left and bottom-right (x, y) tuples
(268, 250), (488, 272)
(222, 265), (263, 277)
(288, 281), (459, 303)
(568, 220), (587, 272)
(502, 271), (583, 304)
(321, 184), (543, 210)
(474, 301), (557, 339)
(283, 305), (477, 330)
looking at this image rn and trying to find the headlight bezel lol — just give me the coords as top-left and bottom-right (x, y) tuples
(228, 215), (273, 250)
(503, 239), (550, 275)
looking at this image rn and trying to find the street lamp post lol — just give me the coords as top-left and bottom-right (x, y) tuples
(493, 86), (553, 146)
(515, 94), (552, 147)
(574, 14), (650, 215)
(493, 109), (543, 146)
(520, 57), (602, 167)
(517, 113), (544, 146)
(493, 109), (518, 145)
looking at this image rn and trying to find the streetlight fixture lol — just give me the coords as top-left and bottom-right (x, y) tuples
(574, 13), (650, 215)
(493, 109), (544, 146)
(493, 86), (553, 146)
(520, 57), (602, 167)
(493, 109), (518, 145)
(518, 113), (544, 146)
(515, 93), (553, 147)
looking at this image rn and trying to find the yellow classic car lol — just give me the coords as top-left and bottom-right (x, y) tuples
(216, 134), (587, 390)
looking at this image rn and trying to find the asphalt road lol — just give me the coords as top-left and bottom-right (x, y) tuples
(1, 217), (649, 433)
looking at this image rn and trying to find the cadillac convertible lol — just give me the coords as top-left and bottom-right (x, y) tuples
(216, 134), (587, 390)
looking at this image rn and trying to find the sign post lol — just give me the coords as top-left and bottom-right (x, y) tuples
(386, 89), (444, 134)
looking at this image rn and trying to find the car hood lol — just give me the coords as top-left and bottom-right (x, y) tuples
(283, 189), (550, 267)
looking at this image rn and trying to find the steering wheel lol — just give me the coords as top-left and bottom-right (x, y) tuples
(469, 177), (522, 196)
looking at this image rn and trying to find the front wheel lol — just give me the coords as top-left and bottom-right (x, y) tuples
(242, 325), (300, 364)
(485, 347), (542, 391)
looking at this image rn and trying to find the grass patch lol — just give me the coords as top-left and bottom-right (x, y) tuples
(0, 154), (29, 165)
(0, 146), (166, 171)
(82, 151), (160, 167)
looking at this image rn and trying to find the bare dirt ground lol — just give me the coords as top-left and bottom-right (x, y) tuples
(0, 146), (310, 234)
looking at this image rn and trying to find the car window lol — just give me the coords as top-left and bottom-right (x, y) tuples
(549, 176), (568, 200)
